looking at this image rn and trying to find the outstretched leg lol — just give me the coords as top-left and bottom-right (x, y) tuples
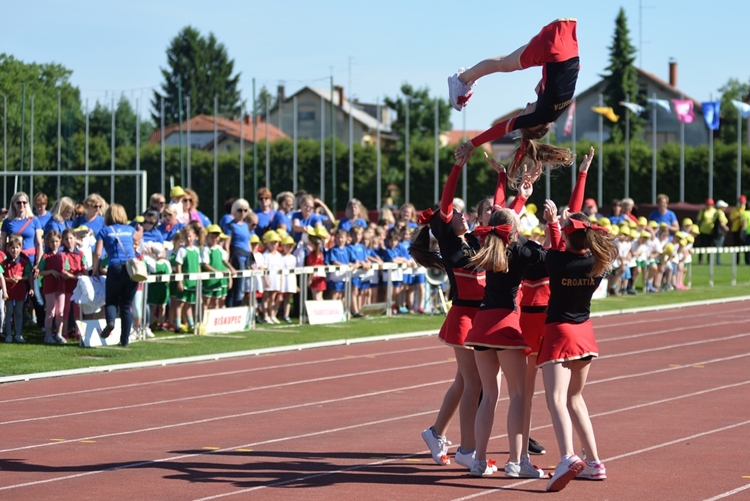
(458, 44), (528, 84)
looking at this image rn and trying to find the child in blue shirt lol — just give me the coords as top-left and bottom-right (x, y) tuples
(325, 228), (350, 302)
(347, 226), (369, 317)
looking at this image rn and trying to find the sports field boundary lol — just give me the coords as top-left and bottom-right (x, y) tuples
(2, 294), (749, 385)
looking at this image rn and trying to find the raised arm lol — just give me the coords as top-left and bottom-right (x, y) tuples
(508, 167), (533, 214)
(485, 153), (507, 210)
(440, 164), (463, 223)
(543, 199), (563, 250)
(568, 146), (594, 212)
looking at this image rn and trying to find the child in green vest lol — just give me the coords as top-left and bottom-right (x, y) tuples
(174, 224), (204, 333)
(201, 225), (234, 311)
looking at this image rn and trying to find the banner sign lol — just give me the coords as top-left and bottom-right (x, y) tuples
(305, 300), (346, 325)
(203, 307), (252, 334)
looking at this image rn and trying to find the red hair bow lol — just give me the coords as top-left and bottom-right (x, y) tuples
(417, 208), (435, 225)
(473, 224), (512, 245)
(562, 218), (610, 235)
(513, 138), (530, 168)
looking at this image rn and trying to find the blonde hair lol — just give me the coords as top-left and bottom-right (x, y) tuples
(184, 188), (200, 209)
(84, 193), (107, 216)
(50, 197), (75, 223)
(507, 128), (575, 188)
(8, 192), (33, 220)
(468, 209), (518, 272)
(104, 204), (128, 225)
(6, 234), (23, 249)
(565, 213), (618, 277)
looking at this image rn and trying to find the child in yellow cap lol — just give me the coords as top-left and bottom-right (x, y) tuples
(261, 230), (283, 323)
(201, 225), (234, 311)
(278, 235), (299, 322)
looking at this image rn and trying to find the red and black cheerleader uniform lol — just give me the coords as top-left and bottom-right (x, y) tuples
(464, 236), (546, 351)
(536, 248), (602, 367)
(471, 19), (580, 145)
(519, 169), (588, 354)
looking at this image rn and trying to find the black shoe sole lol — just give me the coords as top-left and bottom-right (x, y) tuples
(100, 323), (115, 339)
(528, 438), (546, 455)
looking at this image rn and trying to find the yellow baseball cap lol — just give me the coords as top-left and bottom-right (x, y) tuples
(526, 203), (538, 215)
(205, 224), (222, 234)
(610, 225), (620, 236)
(639, 231), (651, 239)
(281, 235), (295, 246)
(638, 216), (648, 226)
(619, 227), (631, 237)
(250, 234), (261, 244)
(664, 243), (675, 254)
(648, 220), (658, 228)
(682, 217), (693, 227)
(170, 186), (186, 198)
(691, 226), (700, 235)
(262, 230), (281, 243)
(598, 217), (612, 227)
(686, 234), (695, 243)
(628, 220), (637, 229)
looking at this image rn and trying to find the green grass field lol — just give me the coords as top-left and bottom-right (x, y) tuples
(1, 262), (748, 378)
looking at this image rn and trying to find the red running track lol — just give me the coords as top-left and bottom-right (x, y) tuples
(1, 301), (750, 500)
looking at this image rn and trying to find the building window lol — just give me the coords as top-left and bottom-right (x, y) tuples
(298, 110), (315, 121)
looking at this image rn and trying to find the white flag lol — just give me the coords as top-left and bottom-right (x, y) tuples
(619, 101), (645, 115)
(731, 100), (750, 119)
(647, 98), (672, 113)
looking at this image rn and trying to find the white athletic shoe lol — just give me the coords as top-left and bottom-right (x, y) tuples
(447, 68), (475, 111)
(454, 449), (475, 469)
(505, 457), (546, 478)
(469, 459), (495, 477)
(546, 455), (585, 492)
(578, 460), (607, 480)
(421, 428), (451, 465)
(54, 334), (66, 344)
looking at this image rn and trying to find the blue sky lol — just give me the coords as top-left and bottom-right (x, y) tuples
(2, 0), (747, 131)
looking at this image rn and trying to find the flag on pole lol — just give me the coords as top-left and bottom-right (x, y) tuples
(702, 101), (721, 130)
(619, 101), (645, 115)
(563, 100), (576, 135)
(672, 99), (695, 124)
(647, 98), (672, 113)
(591, 106), (619, 123)
(731, 100), (750, 119)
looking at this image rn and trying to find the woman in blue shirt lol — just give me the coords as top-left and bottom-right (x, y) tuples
(72, 194), (106, 239)
(291, 195), (323, 242)
(92, 204), (141, 347)
(222, 198), (254, 307)
(1, 192), (44, 262)
(157, 206), (185, 241)
(44, 197), (75, 240)
(337, 198), (368, 232)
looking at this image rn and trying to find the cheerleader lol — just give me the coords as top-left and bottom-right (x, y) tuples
(463, 175), (548, 478)
(450, 19), (579, 186)
(538, 205), (617, 492)
(517, 146), (594, 458)
(411, 156), (523, 470)
(279, 235), (298, 322)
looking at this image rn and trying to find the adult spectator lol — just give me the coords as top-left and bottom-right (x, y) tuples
(621, 197), (638, 223)
(378, 207), (396, 228)
(92, 204), (141, 346)
(140, 210), (164, 245)
(219, 198), (237, 230)
(607, 199), (627, 225)
(223, 198), (254, 307)
(291, 195), (323, 242)
(180, 188), (210, 227)
(397, 203), (418, 230)
(72, 194), (106, 238)
(313, 197), (337, 230)
(1, 192), (44, 262)
(337, 198), (368, 232)
(147, 193), (167, 218)
(728, 195), (746, 247)
(254, 187), (275, 236)
(44, 197), (75, 237)
(647, 194), (679, 233)
(696, 198), (728, 264)
(582, 198), (603, 220)
(157, 205), (184, 241)
(271, 191), (295, 232)
(33, 193), (52, 229)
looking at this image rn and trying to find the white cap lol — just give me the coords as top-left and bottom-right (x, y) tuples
(716, 200), (729, 208)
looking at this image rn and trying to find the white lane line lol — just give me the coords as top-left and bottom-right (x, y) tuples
(594, 307), (748, 330)
(704, 484), (750, 501)
(2, 357), (749, 492)
(0, 359), (450, 426)
(0, 344), (445, 405)
(600, 332), (750, 359)
(3, 297), (747, 386)
(600, 320), (745, 343)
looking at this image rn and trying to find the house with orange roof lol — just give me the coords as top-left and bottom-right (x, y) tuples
(552, 61), (709, 147)
(148, 114), (287, 153)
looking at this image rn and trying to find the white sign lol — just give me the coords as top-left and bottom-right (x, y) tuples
(77, 319), (124, 347)
(203, 307), (251, 334)
(305, 300), (346, 325)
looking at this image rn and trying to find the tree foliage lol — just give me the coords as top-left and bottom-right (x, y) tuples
(152, 26), (242, 126)
(383, 83), (453, 140)
(718, 77), (750, 143)
(601, 8), (644, 142)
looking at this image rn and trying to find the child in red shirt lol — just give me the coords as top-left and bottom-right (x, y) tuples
(4, 235), (31, 343)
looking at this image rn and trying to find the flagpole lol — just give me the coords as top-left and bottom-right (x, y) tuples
(434, 99), (439, 205)
(708, 95), (714, 201)
(625, 93), (630, 199)
(376, 99), (381, 211)
(405, 96), (410, 205)
(737, 98), (743, 202)
(651, 92), (657, 205)
(598, 93), (603, 207)
(680, 96), (685, 203)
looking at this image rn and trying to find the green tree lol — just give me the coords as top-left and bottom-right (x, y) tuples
(717, 77), (750, 143)
(383, 83), (452, 139)
(254, 85), (276, 118)
(89, 96), (153, 148)
(601, 7), (643, 142)
(152, 26), (242, 126)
